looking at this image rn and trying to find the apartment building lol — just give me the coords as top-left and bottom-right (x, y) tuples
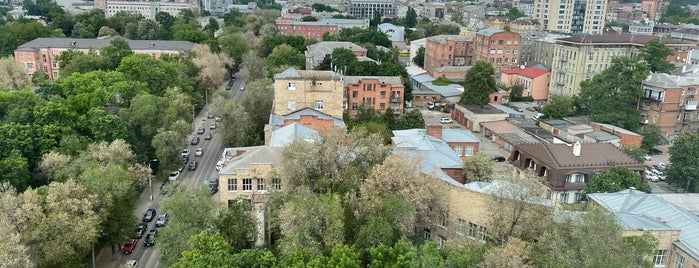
(347, 0), (397, 18)
(276, 17), (369, 40)
(640, 72), (699, 138)
(273, 68), (345, 119)
(94, 0), (198, 19)
(532, 0), (607, 34)
(423, 34), (475, 77)
(549, 35), (694, 96)
(473, 28), (522, 72)
(500, 66), (550, 101)
(13, 37), (195, 81)
(344, 76), (404, 117)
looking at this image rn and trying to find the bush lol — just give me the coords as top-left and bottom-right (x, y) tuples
(511, 96), (534, 102)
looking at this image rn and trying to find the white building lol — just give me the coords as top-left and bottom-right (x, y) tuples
(97, 0), (198, 19)
(532, 0), (607, 34)
(347, 0), (397, 18)
(378, 23), (405, 42)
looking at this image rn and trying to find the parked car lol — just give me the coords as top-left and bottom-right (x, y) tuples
(181, 149), (190, 158)
(195, 148), (203, 157)
(188, 161), (198, 171)
(658, 162), (668, 170)
(197, 127), (205, 134)
(122, 239), (138, 254)
(240, 86), (245, 91)
(142, 208), (156, 222)
(226, 83), (232, 90)
(645, 170), (659, 182)
(210, 122), (217, 129)
(183, 156), (189, 165)
(491, 155), (506, 162)
(143, 233), (155, 247)
(526, 107), (536, 112)
(148, 228), (158, 237)
(204, 133), (212, 140)
(207, 113), (214, 119)
(134, 223), (148, 238)
(643, 155), (652, 161)
(513, 107), (523, 112)
(160, 181), (169, 194)
(191, 136), (200, 145)
(168, 171), (180, 181)
(125, 259), (139, 267)
(439, 117), (453, 124)
(155, 213), (169, 227)
(650, 148), (663, 155)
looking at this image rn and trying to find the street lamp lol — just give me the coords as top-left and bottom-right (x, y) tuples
(148, 159), (158, 201)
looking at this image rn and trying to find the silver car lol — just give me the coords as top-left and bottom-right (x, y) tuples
(155, 213), (168, 227)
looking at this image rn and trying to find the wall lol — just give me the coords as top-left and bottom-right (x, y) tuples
(273, 75), (345, 118)
(452, 105), (509, 132)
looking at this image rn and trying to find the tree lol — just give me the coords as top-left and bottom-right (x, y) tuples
(506, 7), (526, 20)
(171, 231), (233, 268)
(639, 124), (663, 152)
(0, 184), (33, 268)
(100, 37), (134, 70)
(191, 44), (234, 102)
(406, 7), (417, 28)
(451, 11), (464, 25)
(218, 33), (251, 72)
(575, 56), (649, 131)
(582, 166), (651, 199)
(214, 201), (256, 253)
(0, 150), (31, 191)
(0, 56), (30, 90)
(508, 84), (524, 100)
(462, 152), (494, 182)
(459, 61), (495, 105)
(258, 35), (307, 58)
(266, 44), (305, 71)
(241, 51), (267, 81)
(623, 146), (647, 164)
(331, 48), (359, 74)
(481, 237), (531, 268)
(394, 109), (425, 130)
(540, 95), (574, 119)
(639, 38), (675, 73)
(0, 20), (59, 57)
(667, 132), (699, 192)
(241, 78), (274, 145)
(412, 46), (425, 68)
(367, 239), (418, 267)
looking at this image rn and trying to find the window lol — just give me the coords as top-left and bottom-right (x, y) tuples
(437, 236), (446, 247)
(439, 215), (447, 228)
(227, 179), (237, 191)
(674, 254), (684, 268)
(243, 178), (252, 191)
(574, 192), (581, 202)
(497, 49), (503, 54)
(27, 63), (33, 69)
(465, 145), (474, 156)
(507, 40), (512, 45)
(424, 228), (431, 241)
(478, 226), (487, 242)
(457, 219), (466, 235)
(272, 178), (281, 191)
(288, 82), (296, 90)
(490, 49), (495, 54)
(256, 178), (266, 191)
(314, 100), (324, 110)
(653, 250), (668, 267)
(560, 192), (569, 203)
(468, 222), (477, 238)
(352, 103), (358, 110)
(352, 91), (358, 98)
(565, 173), (584, 182)
(454, 145), (463, 156)
(380, 91), (386, 98)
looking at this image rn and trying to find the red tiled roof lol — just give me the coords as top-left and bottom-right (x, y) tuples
(501, 67), (549, 78)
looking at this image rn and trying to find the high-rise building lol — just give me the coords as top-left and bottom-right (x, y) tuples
(532, 0), (607, 34)
(347, 0), (397, 18)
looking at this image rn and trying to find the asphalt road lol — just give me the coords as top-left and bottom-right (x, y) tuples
(94, 74), (246, 268)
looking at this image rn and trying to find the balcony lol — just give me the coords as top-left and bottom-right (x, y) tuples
(686, 100), (697, 111)
(391, 97), (402, 103)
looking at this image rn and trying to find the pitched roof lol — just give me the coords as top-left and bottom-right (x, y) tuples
(305, 41), (367, 56)
(557, 34), (692, 45)
(477, 28), (505, 37)
(588, 189), (699, 260)
(391, 129), (463, 169)
(441, 128), (480, 143)
(269, 107), (346, 128)
(218, 146), (283, 174)
(514, 143), (640, 169)
(644, 73), (681, 88)
(501, 67), (549, 78)
(15, 37), (195, 52)
(269, 123), (320, 147)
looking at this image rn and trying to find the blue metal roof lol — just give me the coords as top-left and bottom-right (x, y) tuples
(391, 129), (463, 168)
(269, 123), (320, 147)
(441, 128), (480, 143)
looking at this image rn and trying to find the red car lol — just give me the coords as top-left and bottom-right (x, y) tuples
(122, 238), (138, 254)
(204, 133), (212, 140)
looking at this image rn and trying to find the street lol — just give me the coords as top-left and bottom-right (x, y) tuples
(94, 74), (246, 268)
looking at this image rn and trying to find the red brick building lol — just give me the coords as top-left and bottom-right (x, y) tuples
(473, 28), (522, 72)
(640, 72), (699, 138)
(344, 76), (404, 117)
(423, 34), (475, 77)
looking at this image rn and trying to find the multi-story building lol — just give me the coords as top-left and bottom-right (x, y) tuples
(344, 76), (404, 117)
(273, 68), (345, 119)
(524, 33), (570, 67)
(641, 0), (668, 21)
(347, 0), (397, 18)
(473, 28), (522, 72)
(509, 142), (645, 204)
(94, 0), (198, 19)
(549, 35), (695, 96)
(500, 66), (550, 101)
(276, 17), (370, 40)
(532, 0), (607, 34)
(629, 19), (655, 35)
(640, 72), (699, 138)
(423, 34), (475, 77)
(378, 23), (405, 42)
(304, 41), (367, 70)
(14, 37), (195, 81)
(671, 28), (699, 42)
(484, 18), (541, 33)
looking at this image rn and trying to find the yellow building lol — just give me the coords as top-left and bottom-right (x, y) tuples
(273, 68), (345, 119)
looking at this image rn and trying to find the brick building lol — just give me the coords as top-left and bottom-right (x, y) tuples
(273, 68), (345, 119)
(423, 34), (475, 77)
(640, 72), (699, 138)
(499, 66), (550, 101)
(344, 76), (404, 117)
(473, 28), (522, 72)
(276, 17), (369, 40)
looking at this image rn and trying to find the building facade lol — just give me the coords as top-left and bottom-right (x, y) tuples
(641, 0), (668, 21)
(378, 23), (405, 42)
(532, 0), (607, 34)
(94, 0), (198, 19)
(276, 17), (369, 40)
(423, 34), (475, 77)
(14, 37), (194, 81)
(640, 72), (699, 138)
(273, 68), (345, 119)
(344, 76), (404, 117)
(347, 0), (396, 18)
(500, 66), (550, 101)
(473, 28), (522, 72)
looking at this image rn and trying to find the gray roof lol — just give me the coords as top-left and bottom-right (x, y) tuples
(15, 37), (195, 52)
(422, 82), (463, 97)
(490, 103), (523, 115)
(219, 146), (283, 174)
(392, 129), (463, 169)
(644, 73), (681, 88)
(426, 34), (475, 43)
(434, 65), (471, 73)
(441, 128), (480, 143)
(269, 123), (320, 147)
(589, 189), (699, 260)
(477, 28), (505, 37)
(655, 193), (699, 216)
(514, 142), (640, 169)
(269, 107), (345, 128)
(306, 41), (367, 57)
(274, 67), (340, 79)
(584, 131), (620, 142)
(593, 122), (641, 136)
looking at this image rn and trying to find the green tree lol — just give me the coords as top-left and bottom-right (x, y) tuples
(459, 61), (495, 105)
(56, 49), (108, 77)
(0, 150), (31, 191)
(331, 48), (359, 74)
(266, 44), (305, 70)
(258, 35), (307, 58)
(394, 109), (425, 130)
(623, 146), (647, 163)
(462, 152), (494, 182)
(540, 95), (574, 119)
(667, 132), (699, 192)
(582, 166), (651, 200)
(508, 84), (524, 100)
(639, 38), (675, 73)
(413, 46), (425, 68)
(100, 37), (134, 70)
(171, 231), (233, 268)
(219, 33), (251, 72)
(575, 56), (649, 131)
(451, 11), (464, 25)
(228, 249), (278, 268)
(241, 78), (274, 145)
(367, 240), (418, 267)
(214, 201), (256, 252)
(506, 7), (526, 20)
(639, 124), (663, 152)
(0, 20), (61, 57)
(405, 7), (417, 28)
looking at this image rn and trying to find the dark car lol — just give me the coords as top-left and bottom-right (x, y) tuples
(188, 161), (198, 171)
(197, 127), (205, 134)
(491, 155), (506, 162)
(191, 136), (200, 145)
(143, 234), (155, 247)
(226, 83), (232, 90)
(122, 238), (138, 254)
(148, 228), (158, 237)
(650, 148), (663, 155)
(134, 223), (148, 238)
(204, 133), (212, 140)
(143, 208), (156, 222)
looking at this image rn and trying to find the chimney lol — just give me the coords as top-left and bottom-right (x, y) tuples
(573, 141), (581, 157)
(426, 125), (443, 139)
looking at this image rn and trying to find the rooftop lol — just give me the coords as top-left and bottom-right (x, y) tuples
(515, 142), (641, 169)
(218, 146), (283, 174)
(343, 76), (403, 87)
(392, 129), (463, 169)
(477, 27), (505, 37)
(501, 67), (549, 78)
(15, 37), (195, 52)
(427, 34), (475, 43)
(270, 107), (346, 128)
(557, 34), (693, 46)
(462, 104), (507, 115)
(274, 67), (340, 79)
(269, 123), (320, 147)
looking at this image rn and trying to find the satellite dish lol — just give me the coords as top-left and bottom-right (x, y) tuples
(520, 65), (525, 69)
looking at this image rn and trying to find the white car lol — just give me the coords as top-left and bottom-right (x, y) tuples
(168, 171), (180, 181)
(643, 155), (652, 161)
(195, 148), (203, 157)
(645, 170), (659, 182)
(181, 148), (190, 158)
(210, 122), (216, 129)
(125, 259), (139, 267)
(439, 117), (453, 124)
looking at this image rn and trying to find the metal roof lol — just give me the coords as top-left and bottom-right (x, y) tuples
(219, 146), (283, 174)
(16, 37), (195, 52)
(477, 28), (505, 37)
(391, 129), (463, 169)
(269, 123), (320, 147)
(441, 128), (481, 143)
(270, 107), (345, 128)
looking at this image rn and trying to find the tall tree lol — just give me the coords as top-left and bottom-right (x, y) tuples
(0, 56), (30, 90)
(218, 33), (251, 72)
(191, 44), (233, 103)
(639, 124), (663, 152)
(412, 46), (425, 68)
(266, 44), (305, 71)
(171, 231), (233, 268)
(540, 95), (574, 119)
(405, 7), (417, 28)
(582, 166), (651, 200)
(462, 152), (494, 182)
(459, 61), (495, 105)
(214, 199), (257, 253)
(100, 37), (133, 70)
(639, 38), (675, 73)
(481, 237), (531, 268)
(667, 132), (699, 192)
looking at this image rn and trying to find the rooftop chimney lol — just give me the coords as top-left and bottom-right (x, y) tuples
(426, 125), (443, 139)
(573, 141), (581, 157)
